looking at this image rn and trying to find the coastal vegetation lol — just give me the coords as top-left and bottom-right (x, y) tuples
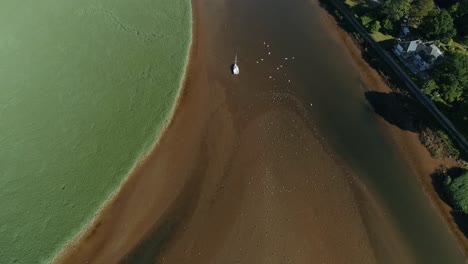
(325, 0), (468, 239)
(0, 0), (191, 263)
(444, 170), (468, 213)
(341, 0), (468, 152)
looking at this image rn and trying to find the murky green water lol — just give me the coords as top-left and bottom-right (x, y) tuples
(0, 0), (190, 262)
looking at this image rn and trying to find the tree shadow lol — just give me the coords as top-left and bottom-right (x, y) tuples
(431, 167), (468, 238)
(377, 38), (395, 50)
(365, 91), (421, 132)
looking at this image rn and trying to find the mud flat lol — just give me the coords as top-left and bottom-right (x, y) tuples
(57, 0), (420, 263)
(57, 0), (464, 263)
(317, 0), (468, 257)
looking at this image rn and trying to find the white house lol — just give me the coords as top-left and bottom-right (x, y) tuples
(393, 40), (443, 73)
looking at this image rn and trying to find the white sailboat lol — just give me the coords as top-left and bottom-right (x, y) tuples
(232, 53), (240, 75)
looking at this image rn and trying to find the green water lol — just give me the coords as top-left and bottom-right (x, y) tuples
(0, 0), (191, 262)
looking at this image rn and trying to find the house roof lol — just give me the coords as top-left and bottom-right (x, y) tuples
(397, 40), (443, 58)
(399, 40), (422, 53)
(402, 27), (410, 35)
(426, 44), (443, 58)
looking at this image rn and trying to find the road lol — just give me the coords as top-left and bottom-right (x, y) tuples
(330, 0), (468, 155)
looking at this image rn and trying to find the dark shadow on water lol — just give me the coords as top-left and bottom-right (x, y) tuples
(365, 91), (420, 132)
(432, 167), (468, 238)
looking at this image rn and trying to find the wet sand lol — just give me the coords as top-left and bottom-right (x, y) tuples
(55, 0), (462, 263)
(321, 7), (468, 256)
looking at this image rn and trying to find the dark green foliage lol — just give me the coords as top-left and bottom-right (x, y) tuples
(369, 20), (381, 33)
(420, 10), (457, 41)
(382, 0), (413, 21)
(434, 51), (468, 103)
(381, 18), (395, 34)
(462, 36), (468, 45)
(422, 79), (440, 99)
(444, 171), (468, 213)
(410, 0), (435, 22)
(459, 0), (468, 16)
(455, 14), (468, 37)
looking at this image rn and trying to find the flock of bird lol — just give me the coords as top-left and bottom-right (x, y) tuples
(255, 42), (295, 85)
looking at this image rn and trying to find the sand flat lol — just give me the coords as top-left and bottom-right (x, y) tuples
(54, 0), (436, 262)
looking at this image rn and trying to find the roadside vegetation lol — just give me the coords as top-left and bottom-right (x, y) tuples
(326, 0), (468, 236)
(340, 0), (468, 156)
(433, 167), (468, 235)
(444, 170), (468, 213)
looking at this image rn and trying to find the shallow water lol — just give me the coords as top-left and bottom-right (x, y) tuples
(222, 0), (464, 262)
(0, 0), (190, 262)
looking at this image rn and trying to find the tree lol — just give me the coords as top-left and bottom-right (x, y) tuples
(419, 10), (457, 41)
(381, 18), (395, 34)
(382, 0), (413, 21)
(434, 51), (468, 103)
(459, 0), (468, 16)
(444, 171), (468, 213)
(449, 0), (468, 17)
(455, 14), (468, 37)
(422, 79), (440, 99)
(369, 20), (381, 33)
(410, 0), (434, 22)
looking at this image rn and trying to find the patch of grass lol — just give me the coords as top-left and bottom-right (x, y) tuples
(360, 15), (373, 26)
(0, 0), (191, 263)
(344, 0), (358, 7)
(450, 41), (468, 54)
(372, 31), (394, 42)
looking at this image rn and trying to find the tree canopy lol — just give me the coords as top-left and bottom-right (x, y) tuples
(382, 0), (413, 21)
(455, 14), (468, 37)
(459, 0), (468, 16)
(433, 51), (468, 103)
(410, 0), (435, 22)
(420, 10), (457, 41)
(370, 20), (381, 33)
(444, 171), (468, 213)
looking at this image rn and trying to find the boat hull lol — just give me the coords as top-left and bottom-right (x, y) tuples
(232, 64), (239, 75)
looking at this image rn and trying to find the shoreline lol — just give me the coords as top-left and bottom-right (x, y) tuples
(52, 0), (465, 261)
(316, 2), (468, 257)
(54, 0), (410, 261)
(51, 1), (198, 262)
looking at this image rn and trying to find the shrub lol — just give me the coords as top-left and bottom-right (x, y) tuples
(369, 20), (381, 33)
(419, 127), (460, 158)
(445, 171), (468, 213)
(381, 18), (395, 34)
